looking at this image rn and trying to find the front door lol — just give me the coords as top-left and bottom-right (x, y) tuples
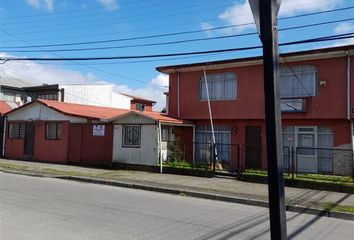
(245, 126), (262, 169)
(297, 130), (317, 173)
(24, 122), (35, 160)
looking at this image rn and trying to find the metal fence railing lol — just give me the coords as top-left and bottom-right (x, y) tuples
(161, 140), (354, 178)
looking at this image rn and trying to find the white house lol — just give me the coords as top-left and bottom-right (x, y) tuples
(110, 111), (193, 167)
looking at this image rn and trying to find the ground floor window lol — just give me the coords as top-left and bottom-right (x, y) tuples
(123, 125), (141, 148)
(282, 126), (333, 173)
(45, 122), (62, 140)
(9, 122), (25, 139)
(195, 125), (231, 164)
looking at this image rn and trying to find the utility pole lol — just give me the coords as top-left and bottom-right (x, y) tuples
(249, 0), (287, 239)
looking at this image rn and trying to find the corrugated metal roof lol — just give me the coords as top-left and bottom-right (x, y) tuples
(37, 99), (129, 120)
(1, 78), (39, 88)
(137, 111), (188, 124)
(0, 100), (12, 115)
(6, 99), (190, 124)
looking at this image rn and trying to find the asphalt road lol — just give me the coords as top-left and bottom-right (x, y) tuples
(0, 172), (353, 240)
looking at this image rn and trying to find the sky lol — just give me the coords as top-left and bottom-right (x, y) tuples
(0, 0), (353, 110)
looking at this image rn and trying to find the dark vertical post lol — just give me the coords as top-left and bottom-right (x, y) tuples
(260, 0), (287, 239)
(291, 147), (295, 180)
(212, 143), (216, 173)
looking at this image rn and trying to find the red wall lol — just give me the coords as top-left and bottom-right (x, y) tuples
(168, 57), (350, 120)
(5, 139), (24, 160)
(69, 124), (113, 165)
(33, 121), (70, 163)
(79, 124), (113, 165)
(130, 100), (153, 111)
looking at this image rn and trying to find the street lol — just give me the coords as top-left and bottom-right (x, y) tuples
(0, 172), (353, 240)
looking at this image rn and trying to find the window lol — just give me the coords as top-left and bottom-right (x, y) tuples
(195, 126), (231, 164)
(279, 65), (317, 97)
(135, 103), (145, 111)
(45, 122), (62, 140)
(3, 91), (16, 102)
(38, 93), (58, 100)
(9, 122), (25, 139)
(200, 72), (236, 100)
(123, 125), (141, 148)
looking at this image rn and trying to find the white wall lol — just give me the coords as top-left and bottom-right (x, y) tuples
(112, 113), (159, 166)
(60, 84), (131, 109)
(7, 102), (86, 123)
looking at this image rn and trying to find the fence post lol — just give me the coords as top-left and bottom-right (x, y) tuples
(237, 144), (240, 175)
(291, 147), (295, 180)
(212, 143), (216, 174)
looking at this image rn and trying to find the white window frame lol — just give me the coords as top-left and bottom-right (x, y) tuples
(199, 72), (237, 101)
(122, 125), (141, 148)
(279, 65), (317, 98)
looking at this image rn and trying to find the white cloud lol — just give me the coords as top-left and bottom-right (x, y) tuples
(115, 73), (168, 111)
(25, 0), (54, 11)
(334, 22), (354, 34)
(201, 22), (215, 37)
(96, 0), (118, 11)
(207, 0), (342, 35)
(0, 52), (167, 111)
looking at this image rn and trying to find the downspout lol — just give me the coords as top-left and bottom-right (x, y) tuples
(346, 52), (354, 151)
(2, 116), (6, 157)
(158, 121), (163, 173)
(177, 72), (180, 118)
(346, 51), (351, 120)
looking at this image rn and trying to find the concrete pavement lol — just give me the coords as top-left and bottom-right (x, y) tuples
(0, 159), (353, 218)
(1, 172), (353, 240)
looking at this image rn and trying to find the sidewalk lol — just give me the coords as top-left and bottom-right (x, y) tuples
(0, 158), (353, 219)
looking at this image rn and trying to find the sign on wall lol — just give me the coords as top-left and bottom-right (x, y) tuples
(93, 125), (105, 136)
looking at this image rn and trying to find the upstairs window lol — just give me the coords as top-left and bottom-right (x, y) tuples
(200, 72), (236, 100)
(135, 103), (145, 111)
(123, 125), (141, 148)
(9, 122), (25, 139)
(46, 122), (62, 140)
(279, 65), (317, 98)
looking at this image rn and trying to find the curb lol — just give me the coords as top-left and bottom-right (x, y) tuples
(1, 169), (354, 221)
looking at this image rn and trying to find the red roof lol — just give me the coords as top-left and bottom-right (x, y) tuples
(6, 99), (129, 120)
(37, 99), (130, 120)
(6, 99), (191, 125)
(0, 101), (12, 115)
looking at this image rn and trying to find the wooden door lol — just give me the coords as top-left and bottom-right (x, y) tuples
(68, 125), (83, 163)
(245, 126), (262, 169)
(24, 122), (35, 160)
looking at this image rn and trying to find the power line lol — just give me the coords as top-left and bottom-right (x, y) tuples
(2, 1), (350, 43)
(0, 29), (166, 88)
(1, 0), (344, 37)
(1, 6), (353, 50)
(3, 0), (228, 26)
(2, 18), (353, 53)
(1, 33), (352, 62)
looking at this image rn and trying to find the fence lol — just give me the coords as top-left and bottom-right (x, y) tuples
(162, 140), (354, 178)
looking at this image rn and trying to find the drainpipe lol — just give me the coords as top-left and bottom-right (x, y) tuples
(177, 72), (180, 118)
(158, 121), (163, 173)
(346, 51), (354, 151)
(2, 116), (6, 157)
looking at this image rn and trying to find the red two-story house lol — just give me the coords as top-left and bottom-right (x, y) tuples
(157, 45), (354, 175)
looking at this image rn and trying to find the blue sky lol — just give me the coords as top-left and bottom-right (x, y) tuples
(0, 0), (353, 109)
